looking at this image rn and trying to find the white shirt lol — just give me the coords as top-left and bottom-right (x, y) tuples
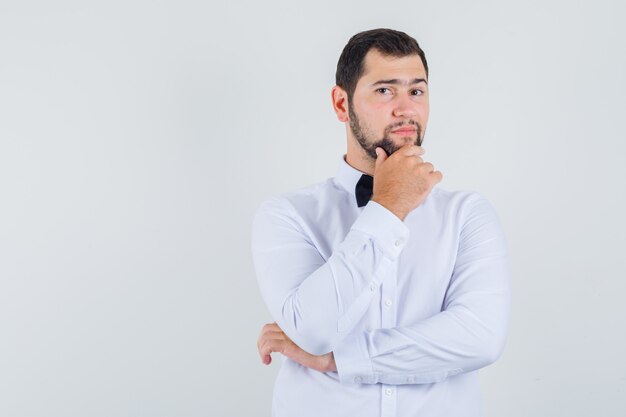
(251, 155), (511, 417)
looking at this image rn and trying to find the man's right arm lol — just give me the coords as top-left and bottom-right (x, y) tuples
(251, 196), (408, 356)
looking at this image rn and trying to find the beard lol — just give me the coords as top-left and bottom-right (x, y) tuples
(348, 102), (423, 159)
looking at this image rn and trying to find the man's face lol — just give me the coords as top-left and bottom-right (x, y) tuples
(348, 49), (430, 159)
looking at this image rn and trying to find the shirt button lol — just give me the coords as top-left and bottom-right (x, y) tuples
(369, 283), (376, 291)
(394, 239), (403, 247)
(384, 299), (392, 307)
(354, 376), (362, 383)
(385, 388), (393, 396)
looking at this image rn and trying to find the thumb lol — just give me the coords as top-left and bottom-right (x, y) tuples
(374, 147), (388, 171)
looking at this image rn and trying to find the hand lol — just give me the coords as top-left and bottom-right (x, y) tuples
(257, 322), (337, 373)
(372, 144), (443, 221)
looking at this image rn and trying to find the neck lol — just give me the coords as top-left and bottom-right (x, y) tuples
(345, 136), (375, 176)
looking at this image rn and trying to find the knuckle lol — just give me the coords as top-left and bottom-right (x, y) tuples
(407, 157), (422, 168)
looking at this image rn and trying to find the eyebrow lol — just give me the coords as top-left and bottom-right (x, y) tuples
(370, 78), (428, 87)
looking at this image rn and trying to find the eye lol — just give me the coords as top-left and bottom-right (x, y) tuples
(376, 87), (392, 95)
(411, 89), (424, 96)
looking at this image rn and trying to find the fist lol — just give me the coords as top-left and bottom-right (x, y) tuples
(372, 144), (442, 220)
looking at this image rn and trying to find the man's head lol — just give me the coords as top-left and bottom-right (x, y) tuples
(332, 29), (430, 164)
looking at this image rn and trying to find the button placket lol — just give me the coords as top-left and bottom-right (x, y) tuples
(380, 262), (397, 328)
(379, 262), (398, 417)
(380, 383), (397, 417)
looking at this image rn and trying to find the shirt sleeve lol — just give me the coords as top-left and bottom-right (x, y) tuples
(332, 195), (511, 385)
(251, 197), (410, 356)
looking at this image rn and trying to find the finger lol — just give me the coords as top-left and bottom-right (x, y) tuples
(261, 339), (285, 361)
(258, 339), (272, 364)
(259, 333), (288, 354)
(258, 330), (286, 356)
(260, 323), (281, 343)
(399, 144), (425, 157)
(420, 162), (434, 173)
(256, 324), (271, 349)
(260, 339), (274, 365)
(260, 340), (274, 360)
(262, 322), (280, 333)
(412, 156), (424, 166)
(259, 336), (282, 365)
(259, 331), (286, 346)
(374, 147), (388, 170)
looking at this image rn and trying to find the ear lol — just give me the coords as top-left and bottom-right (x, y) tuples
(331, 86), (349, 123)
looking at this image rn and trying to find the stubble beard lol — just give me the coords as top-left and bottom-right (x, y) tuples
(348, 102), (423, 159)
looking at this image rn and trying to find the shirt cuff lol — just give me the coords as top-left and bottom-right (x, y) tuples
(333, 330), (376, 385)
(350, 201), (410, 260)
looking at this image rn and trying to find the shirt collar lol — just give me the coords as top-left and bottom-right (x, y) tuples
(333, 154), (370, 198)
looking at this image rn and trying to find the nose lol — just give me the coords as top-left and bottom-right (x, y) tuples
(392, 95), (417, 118)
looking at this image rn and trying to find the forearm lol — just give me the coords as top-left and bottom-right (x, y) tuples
(333, 288), (510, 384)
(252, 198), (409, 355)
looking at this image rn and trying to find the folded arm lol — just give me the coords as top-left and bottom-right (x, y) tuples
(332, 195), (511, 384)
(251, 197), (409, 355)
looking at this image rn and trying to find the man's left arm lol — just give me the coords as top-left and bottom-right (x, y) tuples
(331, 195), (511, 385)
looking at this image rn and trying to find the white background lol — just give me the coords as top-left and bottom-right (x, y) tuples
(1, 0), (625, 416)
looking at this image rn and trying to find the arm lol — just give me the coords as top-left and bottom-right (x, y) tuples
(332, 195), (511, 385)
(251, 197), (409, 356)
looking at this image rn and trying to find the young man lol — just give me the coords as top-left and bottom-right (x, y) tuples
(251, 28), (511, 417)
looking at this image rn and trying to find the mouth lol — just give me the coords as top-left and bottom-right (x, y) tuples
(390, 127), (417, 136)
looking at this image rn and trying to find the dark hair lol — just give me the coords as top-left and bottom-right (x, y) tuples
(335, 28), (428, 100)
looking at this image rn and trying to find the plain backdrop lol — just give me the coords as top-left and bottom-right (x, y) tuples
(1, 0), (625, 416)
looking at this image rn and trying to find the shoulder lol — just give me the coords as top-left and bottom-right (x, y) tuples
(252, 178), (337, 228)
(427, 186), (502, 226)
(429, 185), (494, 210)
(254, 174), (351, 215)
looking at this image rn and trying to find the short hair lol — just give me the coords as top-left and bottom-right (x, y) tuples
(335, 28), (429, 100)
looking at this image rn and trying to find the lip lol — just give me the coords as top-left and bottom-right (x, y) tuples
(391, 128), (417, 134)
